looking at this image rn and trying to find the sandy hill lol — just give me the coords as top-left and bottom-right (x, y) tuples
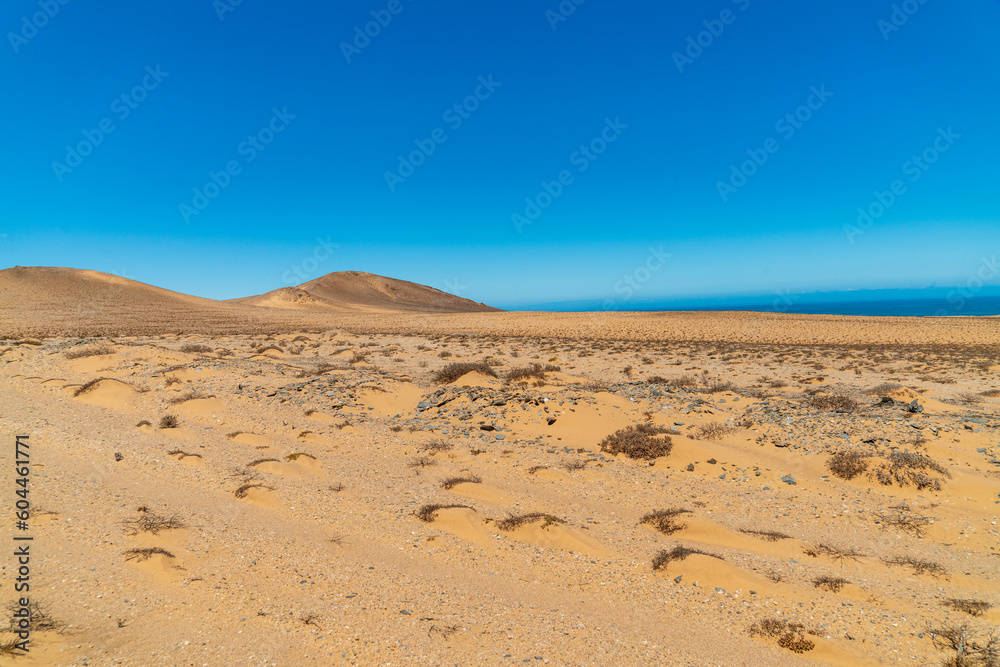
(234, 271), (499, 313)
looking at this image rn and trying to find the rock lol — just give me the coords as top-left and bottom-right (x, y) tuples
(686, 463), (695, 472)
(907, 400), (923, 413)
(780, 474), (796, 485)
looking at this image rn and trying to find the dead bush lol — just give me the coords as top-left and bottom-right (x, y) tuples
(599, 424), (673, 460)
(639, 508), (691, 536)
(432, 362), (497, 384)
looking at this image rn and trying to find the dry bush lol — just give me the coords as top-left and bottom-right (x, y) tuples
(640, 508), (691, 536)
(649, 375), (697, 387)
(527, 465), (548, 475)
(866, 382), (903, 395)
(749, 618), (816, 654)
(234, 483), (272, 499)
(928, 623), (998, 667)
(167, 391), (215, 404)
(884, 555), (948, 577)
(809, 395), (859, 411)
(415, 504), (472, 523)
(65, 345), (114, 359)
(158, 415), (179, 429)
(408, 456), (437, 471)
(827, 450), (871, 480)
(981, 389), (1000, 398)
(505, 363), (560, 381)
(440, 475), (482, 490)
(739, 529), (791, 542)
(870, 451), (950, 491)
(599, 424), (673, 460)
(959, 392), (983, 404)
(651, 545), (719, 570)
(422, 439), (453, 453)
(805, 543), (864, 563)
(180, 343), (212, 354)
(350, 351), (369, 364)
(122, 509), (184, 536)
(433, 362), (497, 384)
(877, 505), (932, 537)
(693, 422), (739, 440)
(703, 379), (737, 393)
(495, 513), (564, 531)
(813, 576), (850, 593)
(943, 599), (992, 618)
(247, 457), (280, 467)
(123, 547), (174, 562)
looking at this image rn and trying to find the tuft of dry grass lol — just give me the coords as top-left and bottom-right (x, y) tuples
(599, 423), (673, 460)
(440, 475), (482, 490)
(693, 422), (739, 440)
(651, 545), (719, 570)
(942, 598), (992, 618)
(739, 529), (791, 542)
(4, 599), (66, 633)
(422, 439), (453, 453)
(234, 483), (272, 499)
(505, 363), (561, 381)
(495, 513), (565, 531)
(884, 555), (948, 577)
(639, 508), (691, 536)
(813, 576), (850, 593)
(122, 509), (184, 536)
(180, 343), (212, 354)
(865, 382), (903, 395)
(432, 362), (497, 383)
(805, 543), (864, 563)
(877, 505), (932, 537)
(415, 504), (472, 523)
(123, 547), (175, 562)
(65, 345), (114, 359)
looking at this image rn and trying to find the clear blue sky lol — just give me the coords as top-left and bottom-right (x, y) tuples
(2, 0), (998, 309)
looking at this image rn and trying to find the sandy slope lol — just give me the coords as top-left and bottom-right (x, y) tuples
(0, 323), (997, 666)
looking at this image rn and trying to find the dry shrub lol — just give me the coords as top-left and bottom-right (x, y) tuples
(942, 599), (992, 618)
(865, 382), (903, 395)
(877, 505), (932, 536)
(884, 555), (948, 577)
(870, 451), (950, 491)
(415, 504), (472, 522)
(440, 475), (482, 490)
(813, 576), (849, 593)
(693, 422), (739, 440)
(432, 362), (497, 384)
(65, 345), (114, 359)
(505, 363), (560, 381)
(422, 439), (453, 453)
(234, 483), (272, 499)
(739, 529), (791, 542)
(122, 509), (184, 536)
(158, 415), (179, 429)
(599, 424), (673, 460)
(651, 545), (719, 570)
(805, 543), (864, 563)
(640, 508), (691, 536)
(827, 450), (871, 480)
(123, 547), (174, 562)
(809, 395), (859, 411)
(928, 623), (998, 666)
(180, 343), (212, 354)
(749, 618), (816, 654)
(703, 379), (737, 393)
(495, 513), (564, 531)
(4, 600), (65, 633)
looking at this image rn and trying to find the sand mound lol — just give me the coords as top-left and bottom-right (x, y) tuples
(229, 432), (270, 447)
(73, 378), (139, 409)
(234, 271), (499, 314)
(173, 397), (227, 417)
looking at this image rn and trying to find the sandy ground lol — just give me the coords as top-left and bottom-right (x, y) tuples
(1, 317), (998, 666)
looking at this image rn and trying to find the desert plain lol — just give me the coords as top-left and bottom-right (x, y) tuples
(1, 268), (999, 666)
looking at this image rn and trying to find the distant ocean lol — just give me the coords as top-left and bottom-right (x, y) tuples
(517, 290), (1000, 317)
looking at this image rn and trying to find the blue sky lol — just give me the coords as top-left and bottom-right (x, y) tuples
(1, 0), (998, 309)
